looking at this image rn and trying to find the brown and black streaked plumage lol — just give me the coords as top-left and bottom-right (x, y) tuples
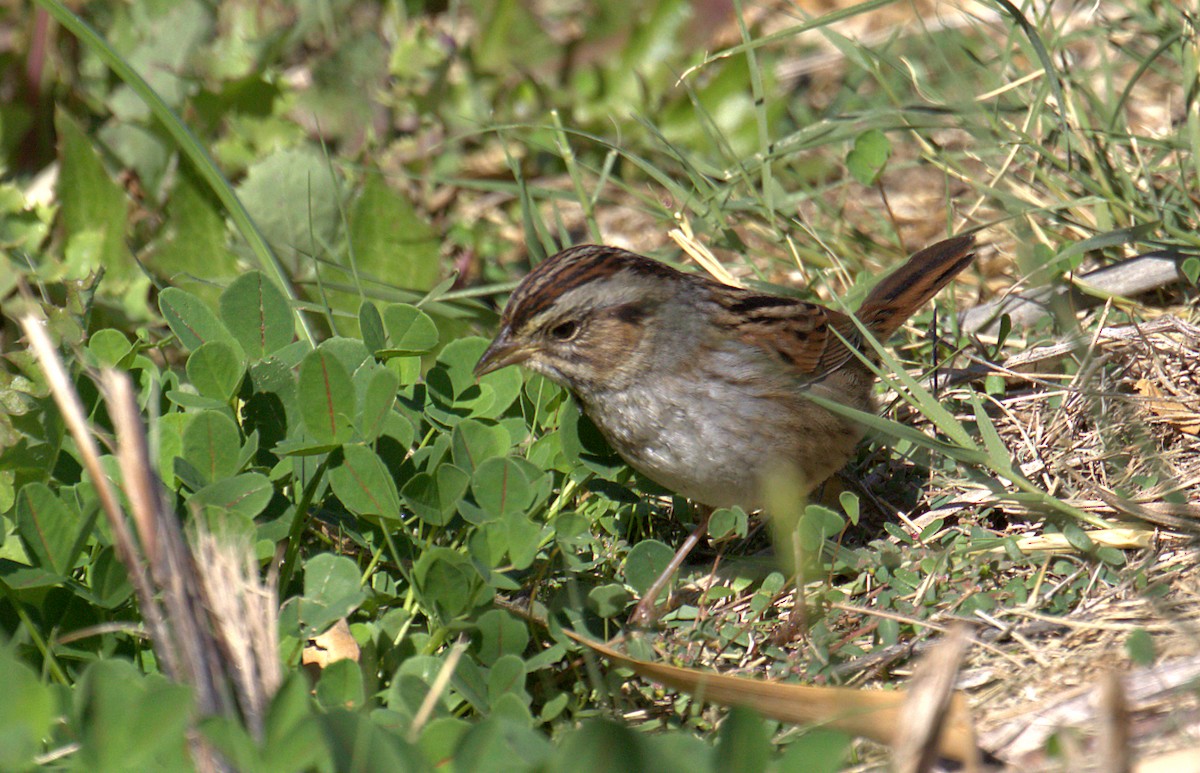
(476, 235), (975, 625)
(476, 234), (976, 509)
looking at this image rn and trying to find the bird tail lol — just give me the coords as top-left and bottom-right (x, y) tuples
(854, 234), (977, 339)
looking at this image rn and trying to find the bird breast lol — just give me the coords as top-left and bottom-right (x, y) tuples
(576, 339), (871, 509)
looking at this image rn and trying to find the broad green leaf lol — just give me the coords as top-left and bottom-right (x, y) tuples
(358, 367), (400, 443)
(316, 660), (365, 711)
(359, 301), (386, 354)
(318, 710), (427, 770)
(452, 420), (511, 474)
(587, 584), (633, 619)
(799, 504), (846, 551)
(237, 148), (341, 273)
(77, 661), (194, 772)
(88, 329), (133, 368)
(0, 648), (55, 771)
(474, 609), (530, 667)
(413, 547), (489, 621)
(189, 473), (274, 519)
(55, 109), (133, 279)
(846, 128), (891, 186)
(400, 473), (443, 525)
(559, 398), (625, 478)
(328, 445), (401, 520)
(181, 410), (242, 485)
(504, 510), (542, 571)
(715, 708), (769, 773)
(624, 540), (674, 595)
(471, 457), (533, 522)
(299, 554), (366, 634)
(89, 547), (134, 609)
(187, 341), (245, 402)
(382, 303), (439, 355)
(417, 719), (471, 771)
(298, 348), (355, 445)
(319, 338), (372, 381)
(145, 165), (233, 300)
(219, 271), (294, 359)
(350, 173), (440, 292)
(15, 483), (79, 575)
(453, 715), (552, 773)
(486, 655), (528, 707)
(160, 287), (238, 353)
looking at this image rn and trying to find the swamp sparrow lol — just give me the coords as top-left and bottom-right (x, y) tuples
(475, 235), (976, 624)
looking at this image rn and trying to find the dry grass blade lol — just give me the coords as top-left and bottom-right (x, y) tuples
(193, 530), (281, 741)
(19, 315), (174, 674)
(894, 625), (979, 773)
(20, 314), (283, 767)
(104, 369), (235, 724)
(1099, 670), (1132, 773)
(562, 629), (980, 763)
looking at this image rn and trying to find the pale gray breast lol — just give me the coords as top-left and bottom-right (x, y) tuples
(579, 336), (870, 509)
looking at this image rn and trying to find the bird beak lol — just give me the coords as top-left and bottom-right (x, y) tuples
(474, 327), (530, 377)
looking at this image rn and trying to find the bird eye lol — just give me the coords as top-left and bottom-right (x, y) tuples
(548, 320), (579, 341)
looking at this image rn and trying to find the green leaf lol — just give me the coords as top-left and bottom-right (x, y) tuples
(350, 172), (440, 292)
(381, 303), (439, 356)
(413, 547), (490, 621)
(55, 109), (133, 279)
(1125, 628), (1155, 666)
(451, 420), (511, 474)
(15, 483), (80, 575)
(76, 661), (194, 772)
(550, 719), (646, 772)
(316, 660), (365, 711)
(486, 655), (528, 707)
(328, 445), (402, 520)
(624, 540), (674, 595)
(846, 128), (891, 186)
(299, 554), (366, 634)
(237, 148), (341, 272)
(1061, 523), (1095, 553)
(89, 547), (133, 609)
(1182, 257), (1200, 285)
(189, 473), (274, 519)
(181, 410), (242, 485)
(776, 729), (849, 772)
(715, 707), (769, 773)
(319, 710), (427, 771)
(359, 301), (386, 354)
(799, 504), (845, 551)
(298, 347), (356, 445)
(417, 718), (471, 771)
(504, 510), (543, 571)
(586, 583), (633, 619)
(88, 329), (133, 368)
(559, 397), (625, 478)
(454, 715), (552, 773)
(707, 507), (747, 540)
(159, 287), (238, 353)
(219, 271), (295, 359)
(146, 165), (234, 298)
(0, 648), (55, 771)
(187, 341), (245, 402)
(475, 609), (530, 667)
(358, 367), (400, 443)
(471, 457), (534, 522)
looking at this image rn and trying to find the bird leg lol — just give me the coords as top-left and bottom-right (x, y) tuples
(627, 505), (714, 627)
